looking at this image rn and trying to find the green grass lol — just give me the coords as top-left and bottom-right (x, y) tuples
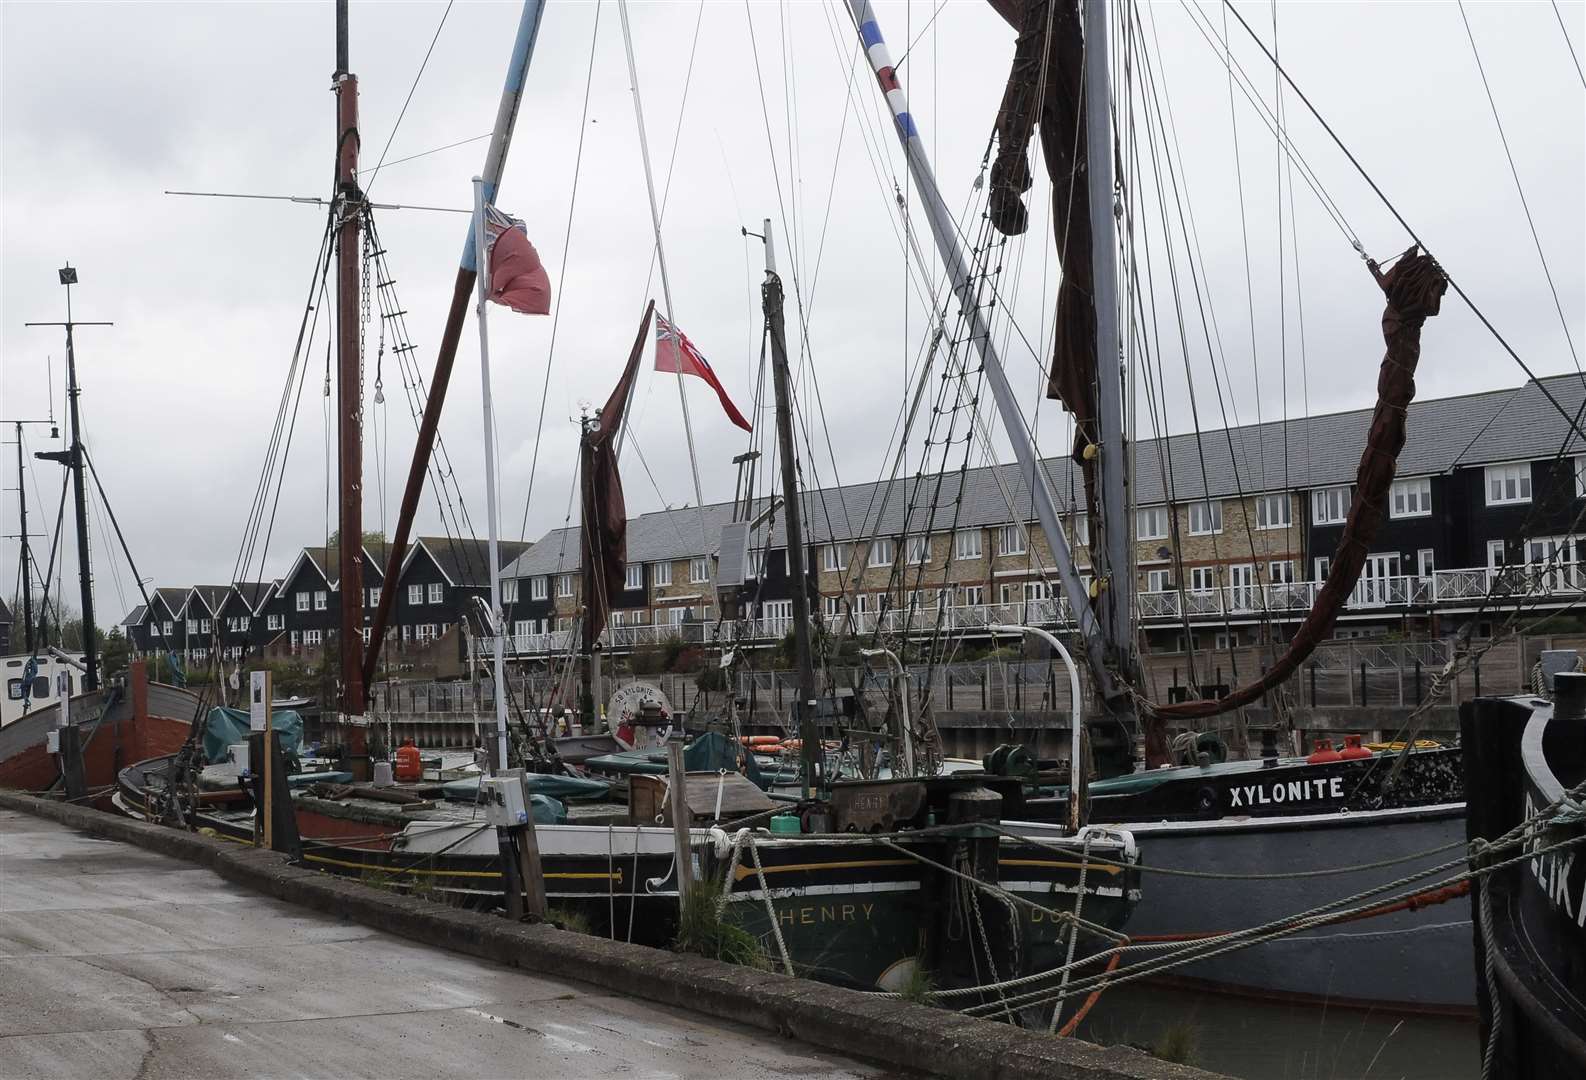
(898, 961), (935, 1006)
(547, 905), (594, 935)
(673, 883), (771, 970)
(1151, 1021), (1200, 1066)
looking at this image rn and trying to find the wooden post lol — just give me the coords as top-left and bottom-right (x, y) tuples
(514, 770), (547, 920)
(666, 740), (693, 904)
(58, 723), (86, 802)
(250, 671), (273, 849)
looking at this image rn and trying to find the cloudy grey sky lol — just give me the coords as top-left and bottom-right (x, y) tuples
(3, 0), (1582, 629)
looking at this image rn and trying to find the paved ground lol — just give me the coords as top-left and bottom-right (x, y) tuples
(0, 810), (886, 1079)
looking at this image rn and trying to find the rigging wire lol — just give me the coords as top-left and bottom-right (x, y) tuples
(1551, 0), (1586, 89)
(1217, 0), (1586, 446)
(362, 0), (456, 200)
(1457, 0), (1581, 373)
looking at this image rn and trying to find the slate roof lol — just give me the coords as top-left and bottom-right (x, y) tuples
(152, 588), (190, 617)
(188, 585), (231, 616)
(413, 536), (532, 588)
(229, 581), (272, 611)
(501, 374), (1586, 574)
(0, 597), (11, 623)
(302, 543), (392, 587)
(120, 604), (146, 628)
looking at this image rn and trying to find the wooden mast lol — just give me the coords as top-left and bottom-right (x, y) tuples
(333, 0), (369, 777)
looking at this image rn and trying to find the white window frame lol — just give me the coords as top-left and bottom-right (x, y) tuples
(1312, 486), (1350, 526)
(1187, 501), (1223, 536)
(1417, 549), (1435, 578)
(303, 628), (323, 646)
(690, 557), (709, 583)
(1146, 568), (1172, 592)
(427, 583), (444, 605)
(748, 550), (766, 580)
(1256, 494), (1291, 530)
(313, 590), (327, 611)
(960, 585), (985, 607)
(1576, 456), (1586, 498)
(162, 620), (174, 637)
(407, 584), (423, 605)
(624, 564), (643, 591)
(1189, 566), (1218, 592)
(296, 591), (310, 612)
(1390, 477), (1432, 519)
(997, 524), (1027, 557)
(1268, 560), (1295, 584)
(267, 614), (284, 631)
(199, 618), (212, 634)
(186, 618), (198, 636)
(906, 535), (930, 565)
(1071, 513), (1090, 546)
(531, 576), (549, 600)
(869, 537), (895, 567)
(953, 530), (982, 560)
(557, 574), (574, 598)
(822, 543), (850, 572)
(1485, 463), (1532, 506)
(367, 586), (381, 608)
(823, 595), (844, 618)
(289, 630), (300, 647)
(652, 561), (673, 587)
(501, 579), (519, 604)
(1314, 556), (1332, 582)
(1136, 506), (1169, 541)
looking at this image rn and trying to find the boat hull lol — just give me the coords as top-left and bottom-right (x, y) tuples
(1, 681), (195, 799)
(1013, 804), (1474, 1013)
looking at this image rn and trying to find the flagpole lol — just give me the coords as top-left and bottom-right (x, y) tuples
(617, 0), (709, 559)
(473, 177), (511, 775)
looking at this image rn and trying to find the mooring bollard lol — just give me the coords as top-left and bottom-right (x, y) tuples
(666, 740), (694, 907)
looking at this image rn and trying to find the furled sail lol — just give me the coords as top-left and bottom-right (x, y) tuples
(1154, 248), (1449, 721)
(580, 301), (655, 653)
(987, 0), (1097, 466)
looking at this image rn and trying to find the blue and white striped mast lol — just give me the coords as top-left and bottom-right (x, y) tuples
(840, 0), (1128, 702)
(363, 1), (548, 769)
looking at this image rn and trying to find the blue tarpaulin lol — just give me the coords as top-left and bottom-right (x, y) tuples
(202, 706), (304, 764)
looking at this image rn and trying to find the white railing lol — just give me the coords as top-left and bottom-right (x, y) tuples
(1433, 564), (1586, 602)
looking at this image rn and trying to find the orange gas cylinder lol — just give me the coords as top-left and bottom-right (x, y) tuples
(394, 740), (423, 782)
(1306, 738), (1341, 764)
(1338, 734), (1373, 760)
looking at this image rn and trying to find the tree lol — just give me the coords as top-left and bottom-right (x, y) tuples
(326, 529), (389, 549)
(101, 628), (130, 678)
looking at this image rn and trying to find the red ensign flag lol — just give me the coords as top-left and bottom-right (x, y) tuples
(654, 314), (752, 432)
(484, 205), (551, 316)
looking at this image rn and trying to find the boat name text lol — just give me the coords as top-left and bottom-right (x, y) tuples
(1229, 776), (1345, 809)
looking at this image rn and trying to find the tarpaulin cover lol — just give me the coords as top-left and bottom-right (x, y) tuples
(203, 706), (304, 764)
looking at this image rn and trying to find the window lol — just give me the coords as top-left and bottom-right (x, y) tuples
(1256, 494), (1291, 530)
(1390, 477), (1432, 519)
(513, 619), (532, 639)
(691, 557), (709, 583)
(1137, 507), (1169, 541)
(415, 624), (439, 643)
(400, 625), (411, 642)
(823, 543), (850, 572)
(407, 584), (423, 605)
(289, 630), (300, 647)
(200, 618), (213, 634)
(189, 648), (207, 662)
(1268, 560), (1294, 584)
(1188, 501), (1223, 536)
(367, 586), (381, 608)
(1312, 486), (1350, 526)
(999, 583), (1017, 605)
(427, 583), (444, 604)
(531, 576), (549, 600)
(501, 579), (519, 604)
(1577, 456), (1586, 498)
(186, 619), (198, 636)
(1486, 463), (1532, 506)
(162, 620), (173, 637)
(267, 614), (284, 631)
(1146, 568), (1172, 592)
(313, 590), (327, 611)
(1071, 513), (1090, 546)
(1417, 549), (1435, 578)
(296, 591), (310, 612)
(748, 550), (765, 579)
(869, 538), (895, 567)
(1487, 539), (1507, 569)
(1314, 556), (1332, 582)
(652, 561), (672, 587)
(557, 574), (574, 598)
(954, 530), (982, 560)
(1022, 580), (1051, 602)
(997, 524), (1026, 557)
(665, 607), (686, 628)
(1189, 566), (1218, 592)
(906, 535), (930, 565)
(960, 585), (984, 607)
(823, 595), (844, 618)
(303, 629), (323, 646)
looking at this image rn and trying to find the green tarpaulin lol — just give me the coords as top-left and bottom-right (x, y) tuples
(203, 706), (304, 765)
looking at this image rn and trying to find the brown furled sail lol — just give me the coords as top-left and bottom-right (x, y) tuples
(1153, 248), (1448, 723)
(580, 301), (655, 654)
(987, 0), (1097, 466)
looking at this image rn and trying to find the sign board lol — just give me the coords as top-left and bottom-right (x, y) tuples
(249, 671), (270, 732)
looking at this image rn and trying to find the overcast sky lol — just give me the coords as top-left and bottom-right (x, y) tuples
(3, 0), (1583, 630)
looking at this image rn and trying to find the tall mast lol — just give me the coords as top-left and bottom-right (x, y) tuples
(841, 0), (1119, 701)
(760, 220), (818, 790)
(332, 0), (368, 764)
(14, 424), (34, 654)
(1083, 0), (1137, 690)
(361, 1), (548, 695)
(472, 177), (511, 772)
(25, 266), (111, 691)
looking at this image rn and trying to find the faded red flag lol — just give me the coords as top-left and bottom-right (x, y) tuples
(654, 313), (752, 432)
(484, 205), (551, 315)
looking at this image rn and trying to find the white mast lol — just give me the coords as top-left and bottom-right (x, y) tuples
(472, 177), (511, 773)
